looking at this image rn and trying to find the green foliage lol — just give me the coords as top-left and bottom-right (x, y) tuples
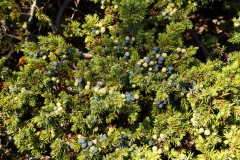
(1, 0), (240, 159)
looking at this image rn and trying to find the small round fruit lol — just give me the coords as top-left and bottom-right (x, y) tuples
(143, 62), (148, 68)
(148, 140), (154, 146)
(160, 134), (166, 139)
(100, 27), (106, 33)
(57, 106), (63, 111)
(92, 139), (97, 144)
(51, 77), (56, 81)
(149, 61), (155, 66)
(56, 102), (62, 107)
(81, 143), (87, 148)
(78, 78), (83, 83)
(93, 147), (99, 152)
(152, 146), (158, 151)
(42, 55), (47, 60)
(88, 141), (93, 147)
(121, 94), (126, 99)
(157, 148), (162, 154)
(162, 53), (167, 57)
(95, 30), (100, 35)
(53, 61), (58, 67)
(114, 39), (119, 43)
(204, 129), (211, 136)
(85, 85), (90, 90)
(161, 67), (167, 72)
(134, 94), (139, 99)
(181, 48), (186, 53)
(162, 11), (166, 16)
(152, 134), (158, 140)
(98, 22), (103, 27)
(176, 47), (181, 52)
(199, 128), (204, 133)
(164, 146), (169, 151)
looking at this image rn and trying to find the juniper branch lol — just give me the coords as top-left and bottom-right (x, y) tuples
(55, 0), (71, 34)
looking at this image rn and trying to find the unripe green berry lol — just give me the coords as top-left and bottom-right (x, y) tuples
(157, 148), (162, 154)
(152, 134), (158, 140)
(51, 77), (56, 81)
(170, 3), (175, 7)
(161, 67), (167, 72)
(162, 53), (167, 57)
(95, 30), (100, 35)
(152, 146), (158, 151)
(42, 55), (47, 60)
(149, 61), (155, 66)
(56, 102), (62, 107)
(121, 94), (126, 99)
(164, 146), (169, 151)
(85, 85), (90, 90)
(109, 89), (114, 94)
(21, 88), (26, 93)
(57, 106), (63, 112)
(100, 27), (106, 33)
(199, 128), (204, 133)
(134, 94), (139, 99)
(204, 129), (210, 136)
(155, 54), (160, 58)
(160, 134), (166, 139)
(94, 127), (99, 132)
(181, 48), (186, 53)
(114, 39), (119, 43)
(93, 139), (97, 144)
(176, 47), (181, 52)
(143, 62), (148, 68)
(98, 22), (103, 27)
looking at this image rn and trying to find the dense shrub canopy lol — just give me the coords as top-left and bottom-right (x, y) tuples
(1, 0), (240, 159)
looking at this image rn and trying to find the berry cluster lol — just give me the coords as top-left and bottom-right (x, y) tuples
(147, 133), (169, 154)
(156, 100), (168, 109)
(99, 134), (108, 142)
(135, 47), (170, 76)
(160, 3), (178, 18)
(123, 91), (139, 103)
(119, 134), (135, 149)
(87, 116), (98, 128)
(92, 22), (106, 35)
(77, 137), (99, 152)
